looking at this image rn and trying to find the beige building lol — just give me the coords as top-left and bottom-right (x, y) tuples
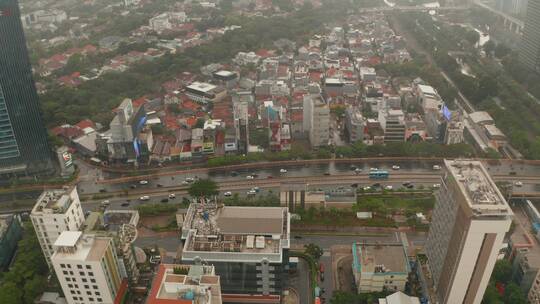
(425, 159), (513, 304)
(147, 264), (222, 304)
(52, 231), (125, 304)
(352, 243), (410, 293)
(303, 94), (329, 147)
(31, 187), (85, 266)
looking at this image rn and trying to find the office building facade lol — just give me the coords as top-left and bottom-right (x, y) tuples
(425, 160), (513, 304)
(520, 0), (540, 73)
(181, 203), (290, 303)
(0, 0), (54, 175)
(31, 187), (85, 266)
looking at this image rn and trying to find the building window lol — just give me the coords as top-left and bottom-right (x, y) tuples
(66, 278), (71, 282)
(67, 264), (72, 268)
(84, 285), (89, 289)
(90, 279), (96, 283)
(68, 284), (73, 288)
(76, 290), (81, 295)
(88, 272), (94, 276)
(62, 271), (68, 275)
(82, 278), (87, 283)
(60, 264), (66, 268)
(87, 291), (91, 295)
(89, 298), (94, 302)
(79, 271), (85, 276)
(69, 271), (74, 275)
(70, 290), (75, 295)
(93, 285), (98, 290)
(86, 265), (91, 269)
(77, 265), (83, 269)
(95, 292), (100, 296)
(97, 298), (102, 303)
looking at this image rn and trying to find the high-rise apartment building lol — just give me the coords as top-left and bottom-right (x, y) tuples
(520, 0), (540, 73)
(51, 231), (127, 304)
(0, 0), (54, 175)
(31, 187), (85, 266)
(303, 94), (329, 147)
(426, 160), (513, 304)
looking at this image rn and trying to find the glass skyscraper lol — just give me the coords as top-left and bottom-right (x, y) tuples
(0, 0), (54, 175)
(520, 0), (540, 73)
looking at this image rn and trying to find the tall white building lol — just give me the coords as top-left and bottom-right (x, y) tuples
(31, 187), (85, 266)
(426, 160), (513, 304)
(52, 231), (126, 304)
(303, 94), (329, 147)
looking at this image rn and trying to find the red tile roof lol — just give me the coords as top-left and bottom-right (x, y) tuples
(75, 119), (95, 130)
(132, 96), (148, 108)
(147, 265), (192, 304)
(181, 100), (201, 111)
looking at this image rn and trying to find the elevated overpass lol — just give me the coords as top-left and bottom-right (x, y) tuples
(473, 0), (524, 34)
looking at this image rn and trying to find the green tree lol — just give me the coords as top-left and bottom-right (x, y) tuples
(0, 282), (23, 303)
(304, 243), (323, 260)
(483, 40), (496, 56)
(492, 259), (512, 284)
(23, 275), (47, 304)
(504, 282), (527, 304)
(494, 43), (511, 58)
(188, 179), (219, 199)
(482, 283), (503, 304)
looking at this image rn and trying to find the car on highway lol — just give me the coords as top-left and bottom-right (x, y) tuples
(121, 202), (130, 207)
(168, 193), (176, 199)
(156, 184), (163, 188)
(354, 168), (362, 174)
(161, 198), (169, 203)
(370, 167), (379, 171)
(139, 196), (150, 201)
(224, 191), (233, 197)
(185, 177), (195, 183)
(372, 183), (381, 188)
(181, 180), (190, 185)
(351, 183), (359, 188)
(363, 186), (372, 191)
(130, 184), (137, 189)
(231, 171), (239, 176)
(99, 189), (107, 193)
(246, 175), (255, 180)
(247, 189), (257, 196)
(280, 168), (287, 173)
(392, 165), (400, 170)
(294, 235), (303, 239)
(384, 185), (393, 190)
(515, 181), (523, 187)
(433, 165), (441, 170)
(139, 180), (148, 185)
(101, 200), (110, 206)
(252, 187), (260, 192)
(324, 172), (331, 176)
(320, 272), (325, 282)
(432, 183), (441, 189)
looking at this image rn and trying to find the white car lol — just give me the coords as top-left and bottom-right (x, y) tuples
(432, 183), (441, 189)
(433, 165), (441, 170)
(392, 165), (400, 170)
(139, 180), (148, 185)
(280, 168), (288, 173)
(363, 186), (372, 191)
(185, 177), (195, 183)
(224, 191), (233, 197)
(247, 190), (257, 195)
(515, 181), (523, 187)
(168, 193), (176, 199)
(139, 195), (150, 201)
(370, 167), (379, 171)
(101, 200), (110, 206)
(384, 185), (393, 190)
(354, 168), (362, 173)
(246, 175), (255, 180)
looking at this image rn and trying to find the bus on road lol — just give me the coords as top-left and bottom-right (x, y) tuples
(369, 170), (389, 179)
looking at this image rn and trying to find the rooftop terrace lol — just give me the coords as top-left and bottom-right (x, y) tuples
(445, 159), (512, 216)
